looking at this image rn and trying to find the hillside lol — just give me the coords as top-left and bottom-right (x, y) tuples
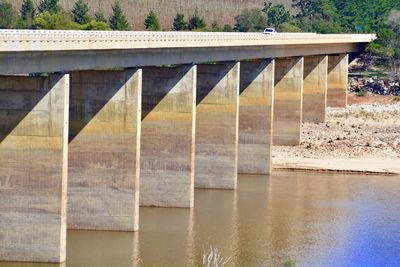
(8, 0), (292, 30)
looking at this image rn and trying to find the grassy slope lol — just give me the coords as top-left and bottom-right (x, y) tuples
(8, 0), (292, 30)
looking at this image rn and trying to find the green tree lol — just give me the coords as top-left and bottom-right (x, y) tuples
(211, 21), (222, 32)
(0, 2), (18, 29)
(173, 13), (187, 30)
(38, 0), (61, 14)
(263, 3), (291, 27)
(188, 8), (206, 30)
(144, 10), (160, 31)
(234, 8), (266, 32)
(72, 0), (91, 25)
(95, 10), (106, 22)
(331, 0), (394, 32)
(34, 11), (80, 29)
(292, 0), (342, 33)
(17, 0), (36, 28)
(109, 2), (129, 30)
(21, 0), (36, 21)
(369, 10), (400, 74)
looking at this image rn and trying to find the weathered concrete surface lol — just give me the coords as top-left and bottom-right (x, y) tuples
(303, 56), (328, 123)
(195, 62), (239, 189)
(239, 60), (275, 174)
(327, 54), (349, 107)
(0, 75), (69, 262)
(68, 70), (141, 231)
(273, 57), (304, 146)
(141, 65), (196, 207)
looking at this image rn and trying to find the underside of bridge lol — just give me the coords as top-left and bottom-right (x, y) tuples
(0, 30), (373, 263)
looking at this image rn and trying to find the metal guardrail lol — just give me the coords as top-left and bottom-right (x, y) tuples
(0, 30), (376, 52)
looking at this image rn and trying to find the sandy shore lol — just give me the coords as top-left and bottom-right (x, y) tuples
(273, 94), (400, 174)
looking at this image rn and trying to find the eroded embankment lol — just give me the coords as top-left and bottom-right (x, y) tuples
(273, 98), (400, 174)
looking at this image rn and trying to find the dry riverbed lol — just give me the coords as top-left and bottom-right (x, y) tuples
(273, 93), (400, 174)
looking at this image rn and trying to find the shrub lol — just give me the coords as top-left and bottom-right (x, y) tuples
(211, 21), (222, 32)
(81, 20), (110, 30)
(356, 90), (367, 97)
(34, 11), (80, 30)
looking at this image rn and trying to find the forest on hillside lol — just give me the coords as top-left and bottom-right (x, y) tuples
(0, 0), (399, 74)
(7, 0), (292, 29)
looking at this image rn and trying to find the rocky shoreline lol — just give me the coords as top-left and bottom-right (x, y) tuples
(349, 75), (400, 95)
(273, 97), (400, 174)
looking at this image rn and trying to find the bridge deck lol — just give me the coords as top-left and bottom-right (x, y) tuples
(0, 30), (376, 52)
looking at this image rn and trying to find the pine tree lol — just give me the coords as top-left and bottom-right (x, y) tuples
(188, 8), (206, 30)
(109, 2), (129, 30)
(95, 10), (106, 22)
(38, 0), (61, 14)
(72, 0), (90, 25)
(211, 21), (222, 32)
(18, 0), (36, 28)
(144, 10), (160, 31)
(173, 13), (187, 31)
(21, 0), (35, 21)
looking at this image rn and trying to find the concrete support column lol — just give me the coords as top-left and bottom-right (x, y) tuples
(0, 74), (69, 263)
(303, 56), (328, 123)
(327, 54), (349, 107)
(68, 69), (141, 231)
(239, 59), (275, 174)
(141, 65), (196, 208)
(273, 57), (304, 146)
(195, 62), (240, 189)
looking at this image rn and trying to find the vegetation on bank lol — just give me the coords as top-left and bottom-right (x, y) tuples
(0, 0), (399, 76)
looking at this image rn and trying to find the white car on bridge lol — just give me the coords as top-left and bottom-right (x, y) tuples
(263, 28), (277, 34)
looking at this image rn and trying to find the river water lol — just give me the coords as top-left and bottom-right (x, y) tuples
(1, 171), (400, 267)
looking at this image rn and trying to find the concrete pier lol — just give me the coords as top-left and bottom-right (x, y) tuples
(140, 65), (196, 208)
(273, 57), (304, 146)
(303, 56), (328, 123)
(195, 62), (240, 189)
(68, 70), (141, 231)
(327, 54), (349, 107)
(238, 59), (275, 174)
(0, 74), (69, 262)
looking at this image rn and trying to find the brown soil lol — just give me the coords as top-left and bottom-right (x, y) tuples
(273, 93), (400, 160)
(348, 92), (399, 105)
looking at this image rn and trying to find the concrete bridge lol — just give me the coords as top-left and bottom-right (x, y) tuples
(0, 30), (375, 263)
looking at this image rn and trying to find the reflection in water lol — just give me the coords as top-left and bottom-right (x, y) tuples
(66, 230), (138, 267)
(0, 263), (65, 267)
(1, 172), (399, 267)
(137, 208), (194, 266)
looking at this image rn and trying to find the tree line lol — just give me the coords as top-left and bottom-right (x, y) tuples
(0, 0), (399, 70)
(0, 0), (216, 31)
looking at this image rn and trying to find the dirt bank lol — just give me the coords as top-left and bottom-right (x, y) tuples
(273, 94), (400, 173)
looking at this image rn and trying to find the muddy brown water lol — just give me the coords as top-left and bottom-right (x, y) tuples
(1, 171), (400, 267)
